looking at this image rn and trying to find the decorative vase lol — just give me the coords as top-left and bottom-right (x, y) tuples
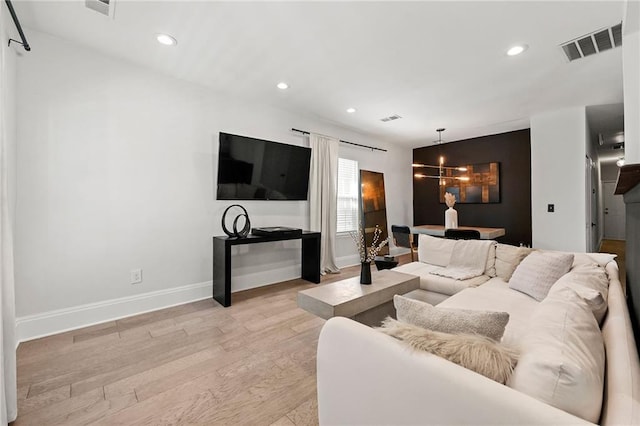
(360, 261), (372, 285)
(445, 207), (458, 229)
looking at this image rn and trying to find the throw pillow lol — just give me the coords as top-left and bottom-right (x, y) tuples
(495, 243), (533, 281)
(508, 251), (574, 301)
(378, 317), (518, 384)
(508, 287), (605, 423)
(394, 294), (509, 341)
(417, 234), (457, 267)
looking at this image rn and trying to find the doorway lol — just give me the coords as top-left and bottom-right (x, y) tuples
(602, 181), (625, 240)
(586, 156), (598, 252)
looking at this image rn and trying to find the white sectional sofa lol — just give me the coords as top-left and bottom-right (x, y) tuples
(393, 234), (528, 305)
(316, 236), (640, 425)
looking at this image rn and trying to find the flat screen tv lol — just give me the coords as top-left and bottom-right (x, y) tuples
(216, 132), (312, 200)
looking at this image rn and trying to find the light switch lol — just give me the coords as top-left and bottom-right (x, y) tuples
(547, 204), (554, 213)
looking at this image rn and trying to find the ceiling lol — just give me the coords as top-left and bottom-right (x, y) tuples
(11, 0), (627, 148)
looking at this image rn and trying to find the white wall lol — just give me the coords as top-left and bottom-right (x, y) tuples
(14, 30), (412, 337)
(623, 2), (640, 164)
(531, 107), (587, 251)
(1, 7), (17, 224)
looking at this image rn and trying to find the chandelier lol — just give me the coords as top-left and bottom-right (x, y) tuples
(413, 129), (470, 185)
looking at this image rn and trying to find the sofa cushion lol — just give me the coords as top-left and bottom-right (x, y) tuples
(394, 294), (509, 341)
(417, 234), (456, 267)
(378, 318), (518, 384)
(485, 242), (497, 277)
(508, 287), (605, 423)
(430, 239), (495, 280)
(495, 243), (533, 281)
(572, 252), (616, 268)
(508, 251), (574, 301)
(548, 262), (609, 324)
(437, 279), (539, 346)
(394, 261), (489, 296)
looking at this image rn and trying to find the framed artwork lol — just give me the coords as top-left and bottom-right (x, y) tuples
(439, 162), (500, 204)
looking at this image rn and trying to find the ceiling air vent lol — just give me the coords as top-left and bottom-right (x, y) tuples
(85, 0), (114, 17)
(560, 22), (622, 62)
(380, 114), (402, 122)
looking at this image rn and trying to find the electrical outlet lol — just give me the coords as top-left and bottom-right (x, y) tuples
(130, 268), (142, 284)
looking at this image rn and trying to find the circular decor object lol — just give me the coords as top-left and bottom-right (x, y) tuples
(221, 204), (251, 238)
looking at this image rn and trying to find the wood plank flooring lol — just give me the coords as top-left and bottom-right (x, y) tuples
(600, 239), (626, 290)
(14, 254), (412, 425)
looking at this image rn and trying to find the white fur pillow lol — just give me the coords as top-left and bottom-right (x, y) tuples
(394, 295), (509, 342)
(508, 251), (574, 301)
(379, 318), (518, 384)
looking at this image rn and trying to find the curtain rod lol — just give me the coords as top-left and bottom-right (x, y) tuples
(5, 0), (31, 51)
(291, 128), (387, 152)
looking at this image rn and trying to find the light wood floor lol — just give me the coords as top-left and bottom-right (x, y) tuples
(13, 254), (412, 426)
(600, 239), (626, 289)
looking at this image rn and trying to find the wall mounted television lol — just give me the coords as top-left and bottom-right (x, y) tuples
(216, 132), (312, 201)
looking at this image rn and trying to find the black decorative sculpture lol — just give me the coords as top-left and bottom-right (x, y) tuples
(221, 204), (251, 238)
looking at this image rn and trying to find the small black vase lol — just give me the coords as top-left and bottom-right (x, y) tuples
(360, 261), (372, 285)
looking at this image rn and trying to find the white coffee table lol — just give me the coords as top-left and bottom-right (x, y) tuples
(297, 270), (420, 326)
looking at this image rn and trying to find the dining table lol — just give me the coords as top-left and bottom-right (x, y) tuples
(410, 225), (505, 240)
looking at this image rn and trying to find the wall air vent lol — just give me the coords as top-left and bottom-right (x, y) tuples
(560, 23), (622, 62)
(85, 0), (115, 18)
(380, 114), (402, 122)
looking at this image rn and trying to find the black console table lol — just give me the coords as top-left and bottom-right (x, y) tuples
(212, 231), (321, 307)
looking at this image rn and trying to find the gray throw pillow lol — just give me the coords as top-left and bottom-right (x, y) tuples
(393, 294), (509, 342)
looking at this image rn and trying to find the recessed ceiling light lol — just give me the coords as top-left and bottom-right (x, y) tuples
(346, 107), (356, 113)
(277, 82), (289, 90)
(507, 44), (528, 56)
(156, 34), (177, 46)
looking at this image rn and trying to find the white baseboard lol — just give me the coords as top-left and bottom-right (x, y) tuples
(16, 248), (413, 343)
(16, 281), (212, 343)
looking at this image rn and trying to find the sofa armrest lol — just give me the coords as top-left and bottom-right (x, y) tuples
(317, 317), (591, 425)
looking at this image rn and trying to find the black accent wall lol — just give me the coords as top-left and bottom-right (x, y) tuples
(413, 129), (532, 246)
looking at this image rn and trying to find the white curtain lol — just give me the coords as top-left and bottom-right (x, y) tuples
(0, 12), (17, 422)
(309, 133), (340, 274)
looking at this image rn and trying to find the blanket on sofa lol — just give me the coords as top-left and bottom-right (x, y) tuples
(430, 239), (494, 280)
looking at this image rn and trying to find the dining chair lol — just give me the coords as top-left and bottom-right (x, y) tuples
(391, 225), (417, 261)
(444, 229), (481, 240)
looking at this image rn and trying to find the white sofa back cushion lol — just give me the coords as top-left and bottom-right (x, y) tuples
(548, 262), (609, 324)
(485, 242), (497, 277)
(418, 234), (496, 277)
(572, 252), (616, 267)
(508, 287), (605, 423)
(495, 243), (533, 281)
(418, 234), (456, 267)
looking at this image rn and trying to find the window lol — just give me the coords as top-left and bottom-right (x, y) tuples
(337, 158), (359, 233)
